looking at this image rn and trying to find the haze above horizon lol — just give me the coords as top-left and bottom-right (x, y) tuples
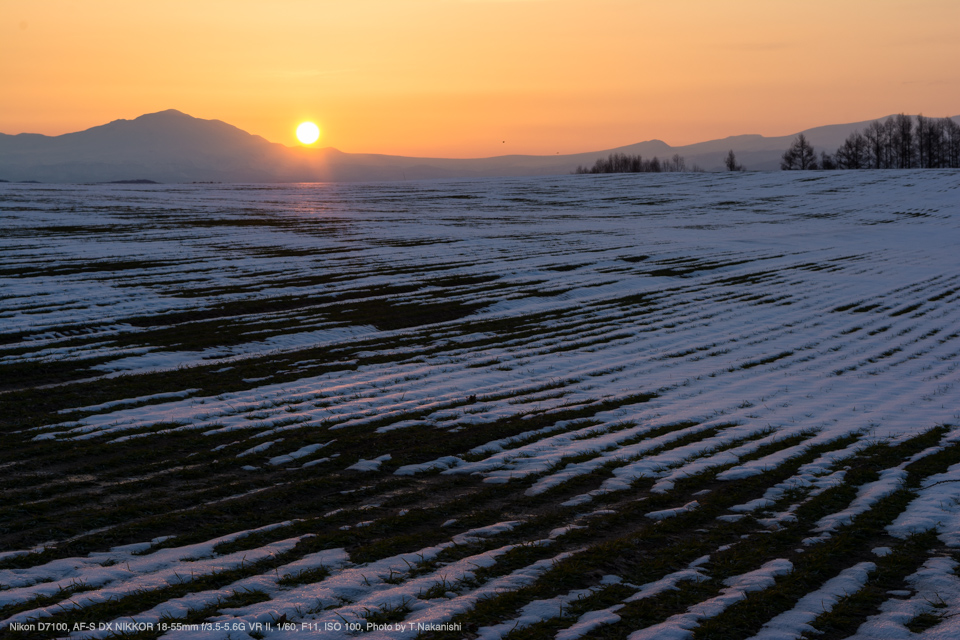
(3, 0), (959, 158)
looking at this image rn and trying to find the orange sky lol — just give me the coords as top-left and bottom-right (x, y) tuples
(2, 0), (958, 157)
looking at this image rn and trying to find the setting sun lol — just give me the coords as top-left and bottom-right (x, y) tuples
(296, 122), (320, 145)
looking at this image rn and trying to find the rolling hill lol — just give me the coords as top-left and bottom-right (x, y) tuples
(1, 110), (957, 182)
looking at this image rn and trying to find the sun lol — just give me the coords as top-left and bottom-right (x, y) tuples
(296, 122), (320, 145)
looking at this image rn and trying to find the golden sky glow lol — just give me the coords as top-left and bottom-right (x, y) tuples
(2, 0), (959, 157)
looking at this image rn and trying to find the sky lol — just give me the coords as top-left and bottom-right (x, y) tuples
(2, 0), (959, 158)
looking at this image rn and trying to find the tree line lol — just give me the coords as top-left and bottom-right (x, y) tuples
(575, 153), (703, 174)
(574, 114), (959, 174)
(782, 114), (960, 170)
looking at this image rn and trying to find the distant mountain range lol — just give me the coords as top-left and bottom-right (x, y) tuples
(1, 110), (958, 183)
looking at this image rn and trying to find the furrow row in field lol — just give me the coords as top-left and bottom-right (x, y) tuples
(2, 172), (959, 639)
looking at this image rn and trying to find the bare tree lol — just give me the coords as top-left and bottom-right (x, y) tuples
(916, 114), (928, 168)
(782, 134), (817, 170)
(863, 120), (888, 169)
(835, 131), (866, 169)
(925, 118), (946, 168)
(946, 119), (960, 168)
(724, 149), (743, 171)
(892, 114), (914, 168)
(780, 147), (798, 170)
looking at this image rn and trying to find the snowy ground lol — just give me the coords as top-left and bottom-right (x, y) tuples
(1, 171), (960, 639)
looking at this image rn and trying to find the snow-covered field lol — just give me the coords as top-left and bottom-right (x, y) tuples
(1, 171), (959, 639)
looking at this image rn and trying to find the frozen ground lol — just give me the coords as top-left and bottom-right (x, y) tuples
(1, 171), (960, 639)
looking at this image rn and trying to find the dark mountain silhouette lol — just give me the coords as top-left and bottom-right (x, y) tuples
(2, 110), (958, 183)
(0, 110), (314, 183)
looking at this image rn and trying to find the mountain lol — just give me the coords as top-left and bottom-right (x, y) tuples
(1, 110), (957, 183)
(0, 110), (317, 183)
